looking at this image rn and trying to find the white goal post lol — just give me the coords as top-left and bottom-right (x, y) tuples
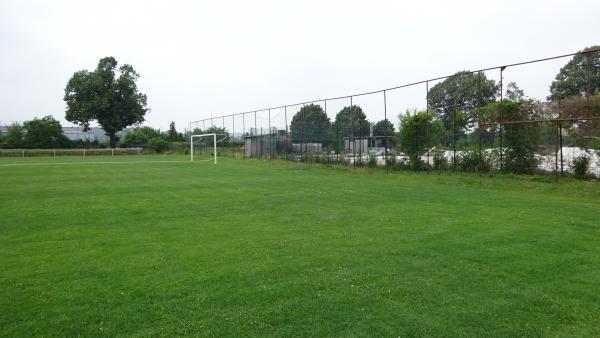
(190, 133), (217, 164)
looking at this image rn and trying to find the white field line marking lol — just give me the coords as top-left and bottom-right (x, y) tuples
(0, 160), (203, 167)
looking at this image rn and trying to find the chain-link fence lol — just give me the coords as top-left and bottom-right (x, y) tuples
(189, 48), (600, 179)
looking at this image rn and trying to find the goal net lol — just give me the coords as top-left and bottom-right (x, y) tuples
(190, 133), (229, 164)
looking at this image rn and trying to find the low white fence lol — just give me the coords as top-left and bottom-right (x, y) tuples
(0, 148), (142, 157)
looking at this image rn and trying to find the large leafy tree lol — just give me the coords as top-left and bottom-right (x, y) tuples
(427, 71), (497, 135)
(548, 46), (600, 101)
(333, 105), (370, 138)
(23, 116), (70, 148)
(1, 122), (25, 148)
(372, 119), (395, 136)
(64, 57), (148, 148)
(290, 104), (331, 144)
(372, 119), (395, 146)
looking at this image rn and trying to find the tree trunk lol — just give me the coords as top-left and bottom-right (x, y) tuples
(109, 133), (117, 148)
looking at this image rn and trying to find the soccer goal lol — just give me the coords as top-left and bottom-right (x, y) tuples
(190, 133), (229, 164)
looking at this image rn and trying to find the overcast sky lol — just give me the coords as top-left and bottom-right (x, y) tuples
(1, 0), (599, 132)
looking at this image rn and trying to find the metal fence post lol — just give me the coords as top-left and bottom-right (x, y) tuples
(384, 90), (388, 174)
(284, 106), (288, 160)
(268, 109), (272, 159)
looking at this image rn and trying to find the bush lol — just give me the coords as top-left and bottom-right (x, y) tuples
(368, 155), (377, 168)
(408, 155), (427, 171)
(393, 158), (411, 171)
(456, 151), (490, 172)
(148, 137), (169, 153)
(433, 152), (448, 171)
(386, 154), (397, 167)
(571, 154), (591, 179)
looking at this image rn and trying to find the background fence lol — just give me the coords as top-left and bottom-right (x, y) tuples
(189, 48), (600, 178)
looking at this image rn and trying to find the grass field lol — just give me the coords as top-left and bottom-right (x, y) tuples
(1, 155), (600, 337)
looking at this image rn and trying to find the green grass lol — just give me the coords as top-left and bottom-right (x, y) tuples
(1, 155), (600, 337)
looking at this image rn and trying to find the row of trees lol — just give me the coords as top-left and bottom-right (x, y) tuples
(0, 117), (186, 152)
(1, 116), (71, 149)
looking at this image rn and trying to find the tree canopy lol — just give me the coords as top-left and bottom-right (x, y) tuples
(397, 110), (443, 169)
(427, 71), (497, 133)
(168, 121), (182, 141)
(290, 104), (331, 144)
(64, 57), (148, 148)
(1, 122), (25, 148)
(548, 46), (600, 101)
(372, 119), (395, 136)
(23, 116), (70, 148)
(334, 105), (370, 137)
(505, 82), (525, 101)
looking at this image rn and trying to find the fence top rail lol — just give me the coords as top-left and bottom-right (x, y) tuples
(478, 116), (600, 126)
(189, 48), (600, 125)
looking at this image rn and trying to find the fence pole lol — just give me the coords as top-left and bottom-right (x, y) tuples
(242, 113), (246, 158)
(384, 90), (388, 174)
(477, 72), (482, 175)
(301, 108), (305, 163)
(555, 121), (559, 182)
(425, 81), (430, 173)
(499, 66), (506, 171)
(54, 148), (56, 157)
(559, 123), (563, 175)
(232, 115), (235, 158)
(284, 106), (288, 160)
(268, 109), (272, 160)
(254, 111), (257, 159)
(83, 148), (86, 157)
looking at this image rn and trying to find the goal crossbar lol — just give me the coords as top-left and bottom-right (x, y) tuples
(190, 133), (217, 164)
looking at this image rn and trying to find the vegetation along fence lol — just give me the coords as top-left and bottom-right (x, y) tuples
(191, 46), (597, 179)
(0, 148), (142, 157)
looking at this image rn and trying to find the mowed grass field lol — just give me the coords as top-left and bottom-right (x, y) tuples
(1, 155), (600, 337)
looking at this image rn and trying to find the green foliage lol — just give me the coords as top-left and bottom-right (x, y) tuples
(334, 105), (369, 137)
(433, 152), (448, 171)
(372, 119), (395, 147)
(427, 71), (498, 136)
(367, 155), (377, 168)
(23, 116), (70, 149)
(148, 137), (170, 153)
(64, 57), (148, 148)
(1, 122), (25, 148)
(372, 119), (394, 136)
(481, 100), (542, 174)
(192, 126), (230, 146)
(121, 127), (163, 148)
(505, 82), (525, 101)
(571, 154), (591, 179)
(168, 121), (183, 141)
(455, 150), (491, 173)
(549, 46), (600, 101)
(397, 110), (443, 167)
(290, 104), (331, 144)
(556, 96), (600, 150)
